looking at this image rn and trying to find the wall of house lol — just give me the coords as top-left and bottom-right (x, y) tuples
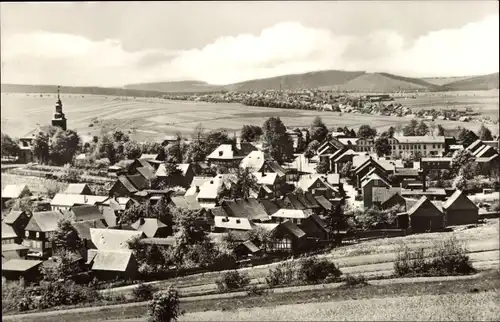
(410, 203), (444, 233)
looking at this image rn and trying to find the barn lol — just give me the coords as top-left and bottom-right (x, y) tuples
(442, 190), (479, 226)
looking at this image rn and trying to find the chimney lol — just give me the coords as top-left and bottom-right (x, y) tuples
(196, 186), (200, 193)
(236, 137), (241, 150)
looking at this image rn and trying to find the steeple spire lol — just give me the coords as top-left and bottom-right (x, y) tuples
(57, 85), (61, 101)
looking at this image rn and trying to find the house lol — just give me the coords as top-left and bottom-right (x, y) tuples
(50, 194), (108, 212)
(128, 158), (157, 174)
(88, 250), (138, 280)
(64, 205), (104, 222)
(442, 190), (479, 226)
(196, 174), (236, 208)
(185, 177), (213, 197)
(2, 259), (43, 283)
(220, 198), (271, 223)
(206, 143), (257, 168)
(405, 196), (445, 233)
(271, 209), (313, 225)
(287, 154), (317, 175)
(372, 187), (406, 210)
(170, 195), (203, 211)
(232, 240), (261, 260)
(131, 218), (170, 238)
(213, 216), (255, 233)
(23, 211), (64, 259)
(268, 220), (307, 254)
(2, 221), (20, 245)
(354, 157), (389, 188)
(400, 188), (448, 201)
(2, 210), (30, 242)
(296, 174), (341, 199)
(71, 219), (107, 251)
(392, 135), (446, 157)
(2, 243), (30, 260)
(330, 149), (357, 174)
(108, 174), (151, 198)
(155, 163), (194, 188)
(64, 183), (93, 195)
(89, 228), (144, 251)
(298, 213), (329, 242)
(253, 172), (283, 197)
(99, 197), (135, 212)
(362, 173), (391, 208)
(240, 151), (287, 178)
(2, 184), (31, 207)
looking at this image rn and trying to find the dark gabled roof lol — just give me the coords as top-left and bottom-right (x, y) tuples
(134, 159), (155, 172)
(127, 174), (150, 190)
(210, 207), (229, 217)
(442, 190), (478, 210)
(65, 205), (103, 222)
(3, 210), (25, 225)
(265, 160), (287, 177)
(284, 193), (307, 210)
(280, 220), (306, 239)
(136, 167), (157, 181)
(131, 218), (168, 238)
(407, 196), (443, 216)
(170, 195), (202, 210)
(222, 198), (269, 222)
(259, 199), (280, 215)
(314, 195), (332, 210)
(235, 240), (260, 253)
(72, 219), (107, 240)
(300, 214), (328, 236)
(117, 176), (139, 193)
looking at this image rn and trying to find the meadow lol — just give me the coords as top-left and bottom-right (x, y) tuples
(1, 91), (498, 142)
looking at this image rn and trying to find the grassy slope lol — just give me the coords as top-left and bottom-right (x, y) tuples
(124, 81), (225, 93)
(421, 76), (474, 86)
(442, 72), (500, 91)
(334, 73), (441, 92)
(6, 271), (499, 322)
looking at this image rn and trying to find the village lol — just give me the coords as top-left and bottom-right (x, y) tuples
(1, 88), (499, 318)
(162, 89), (497, 125)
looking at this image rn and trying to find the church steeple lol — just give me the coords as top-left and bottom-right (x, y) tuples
(52, 85), (67, 131)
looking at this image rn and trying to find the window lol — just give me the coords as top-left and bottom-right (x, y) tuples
(36, 232), (40, 239)
(274, 238), (292, 250)
(25, 231), (29, 238)
(423, 145), (426, 149)
(35, 241), (42, 249)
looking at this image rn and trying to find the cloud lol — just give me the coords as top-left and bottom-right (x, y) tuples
(1, 14), (498, 86)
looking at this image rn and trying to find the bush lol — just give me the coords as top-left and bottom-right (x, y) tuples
(298, 257), (342, 284)
(2, 281), (31, 312)
(215, 270), (251, 292)
(246, 285), (268, 296)
(148, 288), (182, 322)
(38, 280), (101, 309)
(394, 237), (476, 277)
(133, 282), (156, 301)
(265, 260), (297, 288)
(343, 274), (368, 287)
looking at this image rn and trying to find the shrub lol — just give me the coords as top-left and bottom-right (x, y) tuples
(343, 274), (368, 287)
(2, 281), (31, 312)
(394, 237), (475, 277)
(148, 288), (181, 322)
(265, 260), (297, 287)
(38, 280), (101, 309)
(133, 282), (156, 301)
(246, 285), (268, 296)
(298, 257), (342, 284)
(215, 270), (251, 292)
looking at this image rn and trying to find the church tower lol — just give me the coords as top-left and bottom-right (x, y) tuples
(51, 86), (67, 130)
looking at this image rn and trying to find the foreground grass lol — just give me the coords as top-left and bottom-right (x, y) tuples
(5, 271), (499, 322)
(180, 291), (500, 321)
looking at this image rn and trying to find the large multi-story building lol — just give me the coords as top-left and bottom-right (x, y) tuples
(355, 136), (446, 158)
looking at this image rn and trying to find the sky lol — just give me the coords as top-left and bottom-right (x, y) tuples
(1, 1), (499, 87)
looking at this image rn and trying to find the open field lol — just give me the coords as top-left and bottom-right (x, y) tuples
(177, 291), (500, 321)
(1, 92), (498, 141)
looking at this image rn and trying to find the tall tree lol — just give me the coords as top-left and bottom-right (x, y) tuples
(316, 159), (330, 174)
(1, 132), (21, 158)
(437, 124), (446, 136)
(141, 141), (162, 154)
(416, 121), (429, 136)
(184, 141), (208, 163)
(310, 116), (329, 142)
(95, 133), (117, 164)
(240, 125), (263, 142)
(357, 125), (377, 139)
(49, 129), (81, 165)
(220, 168), (259, 199)
(374, 136), (392, 157)
(164, 141), (187, 164)
(51, 219), (82, 252)
(262, 117), (294, 163)
(123, 140), (142, 159)
(457, 127), (479, 147)
(205, 131), (233, 149)
(32, 132), (50, 164)
(451, 149), (477, 179)
(192, 123), (206, 142)
(478, 125), (493, 141)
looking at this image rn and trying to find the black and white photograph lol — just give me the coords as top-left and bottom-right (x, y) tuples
(1, 1), (499, 321)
